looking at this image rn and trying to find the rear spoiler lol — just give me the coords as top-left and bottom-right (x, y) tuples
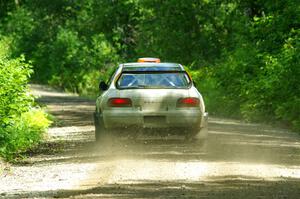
(121, 70), (187, 74)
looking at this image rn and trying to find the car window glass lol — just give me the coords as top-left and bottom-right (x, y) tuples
(117, 73), (190, 89)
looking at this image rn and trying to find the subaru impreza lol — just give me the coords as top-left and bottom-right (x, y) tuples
(94, 58), (208, 141)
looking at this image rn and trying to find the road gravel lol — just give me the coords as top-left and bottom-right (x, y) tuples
(1, 84), (300, 198)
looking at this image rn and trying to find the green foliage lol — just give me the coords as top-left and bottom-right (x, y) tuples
(0, 38), (33, 125)
(0, 109), (51, 160)
(189, 68), (232, 117)
(0, 0), (299, 131)
(187, 0), (300, 131)
(136, 0), (229, 65)
(0, 37), (51, 160)
(197, 18), (300, 130)
(45, 28), (119, 93)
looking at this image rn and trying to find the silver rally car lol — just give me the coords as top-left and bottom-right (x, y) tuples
(94, 58), (208, 141)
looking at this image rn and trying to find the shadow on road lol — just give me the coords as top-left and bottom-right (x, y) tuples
(5, 177), (300, 198)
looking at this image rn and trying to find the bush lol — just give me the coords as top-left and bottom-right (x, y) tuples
(189, 65), (242, 118)
(0, 109), (51, 160)
(0, 37), (51, 160)
(194, 29), (300, 131)
(0, 38), (33, 125)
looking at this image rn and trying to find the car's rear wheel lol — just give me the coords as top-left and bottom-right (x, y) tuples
(185, 129), (198, 141)
(94, 112), (106, 142)
(185, 127), (207, 144)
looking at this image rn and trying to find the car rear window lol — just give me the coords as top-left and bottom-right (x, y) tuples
(116, 72), (191, 89)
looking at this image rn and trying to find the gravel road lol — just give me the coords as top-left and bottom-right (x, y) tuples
(1, 85), (300, 198)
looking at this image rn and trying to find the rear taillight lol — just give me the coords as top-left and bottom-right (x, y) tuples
(108, 98), (132, 107)
(177, 97), (200, 108)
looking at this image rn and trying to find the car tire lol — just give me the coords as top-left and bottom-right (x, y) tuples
(184, 128), (197, 142)
(186, 127), (207, 143)
(94, 112), (105, 142)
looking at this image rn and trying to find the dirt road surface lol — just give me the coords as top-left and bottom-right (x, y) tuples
(1, 85), (300, 198)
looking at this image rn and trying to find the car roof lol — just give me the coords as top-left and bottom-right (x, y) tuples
(121, 62), (184, 72)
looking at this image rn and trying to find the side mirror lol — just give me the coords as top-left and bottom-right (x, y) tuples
(99, 81), (108, 91)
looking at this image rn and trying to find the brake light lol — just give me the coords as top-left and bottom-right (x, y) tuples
(177, 97), (200, 107)
(138, 57), (161, 63)
(108, 98), (132, 107)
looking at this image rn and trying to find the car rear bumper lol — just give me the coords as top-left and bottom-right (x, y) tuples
(100, 109), (206, 129)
